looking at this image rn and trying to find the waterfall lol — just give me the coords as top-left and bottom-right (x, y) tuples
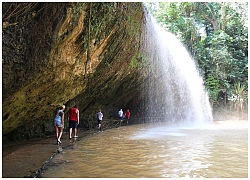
(140, 11), (213, 126)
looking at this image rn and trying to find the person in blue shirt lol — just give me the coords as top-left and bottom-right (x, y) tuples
(54, 105), (65, 145)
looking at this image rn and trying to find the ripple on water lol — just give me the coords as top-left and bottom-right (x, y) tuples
(40, 123), (248, 178)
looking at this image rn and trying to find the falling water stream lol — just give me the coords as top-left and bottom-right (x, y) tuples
(39, 10), (247, 178)
(140, 11), (212, 125)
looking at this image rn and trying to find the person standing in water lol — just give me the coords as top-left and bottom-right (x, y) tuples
(69, 105), (80, 139)
(97, 109), (103, 131)
(118, 109), (123, 120)
(125, 109), (131, 124)
(54, 105), (65, 145)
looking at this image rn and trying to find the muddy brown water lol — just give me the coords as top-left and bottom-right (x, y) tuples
(2, 129), (97, 177)
(39, 121), (248, 178)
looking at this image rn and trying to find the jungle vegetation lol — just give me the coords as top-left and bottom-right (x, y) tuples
(146, 2), (248, 113)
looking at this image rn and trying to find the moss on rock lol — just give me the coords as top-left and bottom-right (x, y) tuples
(2, 2), (145, 141)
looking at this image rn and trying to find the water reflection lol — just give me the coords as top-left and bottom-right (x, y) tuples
(40, 121), (248, 178)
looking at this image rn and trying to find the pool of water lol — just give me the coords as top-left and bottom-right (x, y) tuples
(40, 121), (248, 178)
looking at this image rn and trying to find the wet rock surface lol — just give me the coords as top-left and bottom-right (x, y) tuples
(2, 2), (145, 142)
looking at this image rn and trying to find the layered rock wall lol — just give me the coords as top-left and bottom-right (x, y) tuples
(2, 2), (146, 141)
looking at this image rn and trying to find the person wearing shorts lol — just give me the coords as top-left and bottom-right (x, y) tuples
(97, 109), (103, 131)
(69, 105), (79, 139)
(54, 105), (65, 145)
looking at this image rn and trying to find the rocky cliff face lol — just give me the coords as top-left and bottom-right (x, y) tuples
(2, 2), (147, 141)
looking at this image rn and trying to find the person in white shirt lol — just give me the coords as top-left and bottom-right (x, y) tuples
(118, 109), (123, 120)
(97, 109), (103, 131)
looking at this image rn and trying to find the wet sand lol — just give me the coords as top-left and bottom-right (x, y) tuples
(2, 129), (97, 178)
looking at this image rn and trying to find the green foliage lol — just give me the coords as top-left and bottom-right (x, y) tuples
(129, 52), (147, 69)
(205, 75), (220, 105)
(72, 2), (85, 22)
(228, 82), (248, 112)
(105, 61), (112, 68)
(130, 55), (140, 68)
(146, 2), (248, 109)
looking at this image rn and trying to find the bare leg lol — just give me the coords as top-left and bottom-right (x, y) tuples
(58, 127), (63, 142)
(69, 128), (72, 139)
(74, 128), (77, 137)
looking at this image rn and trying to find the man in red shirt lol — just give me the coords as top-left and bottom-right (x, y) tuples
(125, 109), (131, 124)
(69, 105), (79, 139)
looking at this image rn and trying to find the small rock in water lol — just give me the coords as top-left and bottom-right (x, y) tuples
(57, 147), (63, 153)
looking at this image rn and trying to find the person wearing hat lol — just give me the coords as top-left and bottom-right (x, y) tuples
(54, 105), (65, 145)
